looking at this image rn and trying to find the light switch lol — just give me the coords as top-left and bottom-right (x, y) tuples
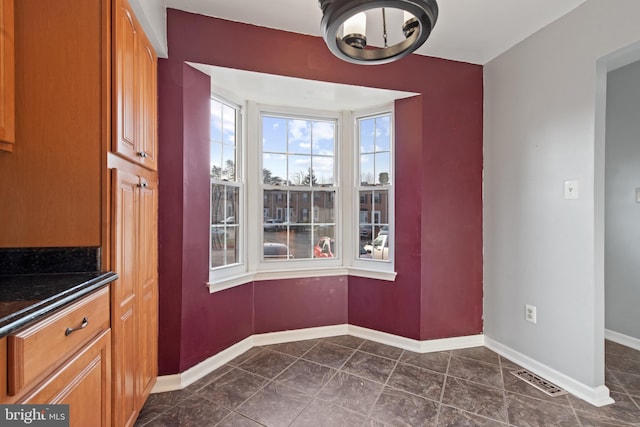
(564, 180), (579, 199)
(636, 188), (640, 203)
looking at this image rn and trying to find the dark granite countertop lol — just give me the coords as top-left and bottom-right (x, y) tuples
(0, 271), (118, 338)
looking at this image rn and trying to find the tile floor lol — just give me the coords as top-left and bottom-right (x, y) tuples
(135, 337), (640, 426)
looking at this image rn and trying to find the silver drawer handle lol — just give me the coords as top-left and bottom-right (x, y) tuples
(65, 317), (89, 336)
(137, 151), (148, 158)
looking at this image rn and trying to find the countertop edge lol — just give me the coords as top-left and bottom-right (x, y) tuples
(0, 272), (118, 338)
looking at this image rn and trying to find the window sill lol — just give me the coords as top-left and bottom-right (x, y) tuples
(207, 266), (397, 293)
(347, 267), (397, 282)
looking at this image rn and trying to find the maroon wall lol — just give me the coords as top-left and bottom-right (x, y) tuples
(157, 8), (483, 374)
(254, 276), (348, 334)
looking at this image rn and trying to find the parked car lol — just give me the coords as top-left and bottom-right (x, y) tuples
(359, 224), (372, 238)
(378, 225), (388, 236)
(363, 234), (389, 260)
(314, 236), (334, 258)
(263, 219), (284, 231)
(263, 242), (293, 259)
(219, 216), (235, 224)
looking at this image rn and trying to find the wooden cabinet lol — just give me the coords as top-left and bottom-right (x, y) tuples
(8, 288), (110, 396)
(111, 168), (158, 427)
(0, 0), (105, 247)
(110, 0), (158, 425)
(0, 0), (158, 424)
(22, 331), (111, 427)
(0, 288), (111, 427)
(114, 0), (157, 171)
(0, 0), (14, 152)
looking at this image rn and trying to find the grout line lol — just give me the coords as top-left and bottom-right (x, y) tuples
(433, 350), (452, 426)
(497, 355), (512, 426)
(363, 348), (405, 423)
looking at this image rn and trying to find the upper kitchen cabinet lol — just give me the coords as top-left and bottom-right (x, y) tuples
(114, 0), (157, 171)
(0, 0), (14, 152)
(0, 0), (106, 247)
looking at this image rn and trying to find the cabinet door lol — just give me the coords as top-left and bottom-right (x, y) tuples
(137, 37), (157, 170)
(113, 0), (157, 171)
(136, 176), (158, 405)
(0, 0), (14, 151)
(22, 330), (111, 427)
(111, 169), (139, 427)
(114, 0), (138, 162)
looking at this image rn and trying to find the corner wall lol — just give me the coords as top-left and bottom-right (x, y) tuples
(484, 0), (640, 390)
(605, 60), (640, 341)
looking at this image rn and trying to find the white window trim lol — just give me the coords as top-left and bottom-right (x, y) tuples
(208, 101), (397, 293)
(208, 93), (248, 285)
(256, 103), (343, 270)
(349, 107), (395, 273)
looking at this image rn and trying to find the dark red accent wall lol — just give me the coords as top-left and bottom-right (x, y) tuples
(157, 9), (483, 374)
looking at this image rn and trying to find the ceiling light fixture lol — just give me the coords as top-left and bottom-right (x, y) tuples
(319, 0), (438, 65)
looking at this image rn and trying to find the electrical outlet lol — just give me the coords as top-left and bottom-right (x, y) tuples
(525, 304), (537, 324)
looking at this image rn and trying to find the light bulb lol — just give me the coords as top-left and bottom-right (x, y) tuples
(343, 12), (366, 38)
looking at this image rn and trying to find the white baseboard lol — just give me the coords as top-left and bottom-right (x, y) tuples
(152, 336), (253, 393)
(605, 329), (640, 351)
(152, 324), (484, 394)
(348, 324), (484, 353)
(252, 324), (348, 346)
(484, 336), (614, 407)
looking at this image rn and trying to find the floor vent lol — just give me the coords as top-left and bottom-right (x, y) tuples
(510, 369), (568, 397)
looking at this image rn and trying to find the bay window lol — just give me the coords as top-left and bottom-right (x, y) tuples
(208, 87), (397, 291)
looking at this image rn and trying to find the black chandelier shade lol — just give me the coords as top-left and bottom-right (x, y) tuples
(319, 0), (439, 65)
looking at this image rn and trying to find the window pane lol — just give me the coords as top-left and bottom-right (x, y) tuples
(263, 116), (287, 153)
(314, 232), (335, 258)
(288, 119), (312, 154)
(222, 104), (236, 146)
(313, 121), (335, 156)
(210, 143), (222, 179)
(288, 155), (312, 185)
(373, 190), (389, 225)
(374, 115), (391, 152)
(375, 152), (391, 186)
(359, 118), (375, 153)
(210, 184), (240, 268)
(360, 154), (375, 186)
(312, 156), (334, 186)
(263, 189), (285, 221)
(292, 190), (312, 225)
(314, 190), (335, 223)
(358, 163), (391, 259)
(222, 147), (236, 181)
(211, 100), (223, 142)
(263, 154), (287, 185)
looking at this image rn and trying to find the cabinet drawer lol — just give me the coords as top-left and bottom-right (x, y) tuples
(7, 287), (110, 396)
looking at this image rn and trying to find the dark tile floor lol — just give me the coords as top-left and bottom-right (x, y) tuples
(135, 337), (640, 426)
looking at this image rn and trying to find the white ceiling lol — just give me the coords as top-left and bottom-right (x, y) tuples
(189, 63), (418, 111)
(165, 0), (588, 65)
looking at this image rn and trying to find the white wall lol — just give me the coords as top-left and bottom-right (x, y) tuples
(605, 60), (640, 341)
(484, 0), (640, 404)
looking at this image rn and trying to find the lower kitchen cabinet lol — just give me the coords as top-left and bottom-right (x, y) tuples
(22, 330), (111, 427)
(0, 287), (112, 427)
(111, 168), (158, 427)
